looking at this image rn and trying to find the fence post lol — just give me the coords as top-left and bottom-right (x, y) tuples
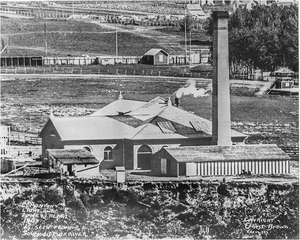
(150, 70), (153, 75)
(133, 69), (135, 75)
(116, 69), (118, 75)
(142, 70), (144, 75)
(44, 68), (46, 74)
(98, 69), (100, 74)
(71, 68), (73, 74)
(159, 71), (161, 76)
(80, 68), (82, 74)
(125, 70), (127, 75)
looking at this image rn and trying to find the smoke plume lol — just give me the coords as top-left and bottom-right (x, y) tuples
(175, 79), (211, 98)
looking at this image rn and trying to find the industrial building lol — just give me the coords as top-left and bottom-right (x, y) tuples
(38, 96), (247, 171)
(37, 10), (291, 178)
(151, 145), (290, 177)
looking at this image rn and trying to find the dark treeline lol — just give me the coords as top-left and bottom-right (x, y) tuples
(204, 4), (298, 72)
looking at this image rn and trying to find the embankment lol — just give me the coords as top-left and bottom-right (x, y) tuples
(1, 178), (299, 239)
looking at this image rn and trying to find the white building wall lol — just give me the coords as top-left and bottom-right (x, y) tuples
(192, 160), (289, 176)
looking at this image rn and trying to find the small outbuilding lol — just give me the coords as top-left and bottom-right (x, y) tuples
(142, 48), (169, 65)
(151, 144), (290, 177)
(47, 149), (101, 178)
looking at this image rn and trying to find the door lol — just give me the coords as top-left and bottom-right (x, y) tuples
(67, 165), (73, 176)
(137, 145), (152, 170)
(161, 158), (167, 175)
(186, 162), (197, 176)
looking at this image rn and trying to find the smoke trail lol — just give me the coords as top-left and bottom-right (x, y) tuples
(175, 79), (211, 98)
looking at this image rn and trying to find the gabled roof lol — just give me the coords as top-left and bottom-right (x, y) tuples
(47, 116), (137, 141)
(91, 99), (146, 116)
(164, 144), (290, 163)
(131, 104), (246, 140)
(144, 48), (169, 56)
(39, 96), (247, 142)
(48, 149), (99, 165)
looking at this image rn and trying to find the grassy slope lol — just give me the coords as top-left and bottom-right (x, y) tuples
(1, 77), (298, 125)
(1, 18), (164, 56)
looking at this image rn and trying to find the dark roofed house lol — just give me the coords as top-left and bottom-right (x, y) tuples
(142, 48), (169, 65)
(47, 149), (101, 178)
(151, 145), (290, 177)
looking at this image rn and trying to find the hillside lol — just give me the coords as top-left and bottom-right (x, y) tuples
(0, 18), (166, 56)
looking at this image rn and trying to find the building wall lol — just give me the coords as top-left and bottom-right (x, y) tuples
(52, 160), (100, 178)
(185, 159), (290, 176)
(41, 122), (64, 167)
(154, 52), (168, 65)
(43, 56), (95, 65)
(0, 126), (10, 155)
(150, 149), (178, 177)
(63, 140), (125, 169)
(1, 57), (43, 66)
(76, 165), (101, 178)
(40, 122), (245, 170)
(151, 148), (290, 177)
(0, 159), (15, 174)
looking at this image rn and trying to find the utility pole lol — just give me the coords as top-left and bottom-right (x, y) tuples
(116, 29), (118, 57)
(184, 7), (187, 65)
(189, 30), (192, 69)
(44, 22), (47, 55)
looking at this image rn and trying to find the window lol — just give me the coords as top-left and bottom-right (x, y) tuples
(104, 146), (113, 160)
(50, 130), (56, 137)
(157, 121), (177, 133)
(190, 120), (211, 133)
(84, 146), (92, 153)
(159, 54), (164, 62)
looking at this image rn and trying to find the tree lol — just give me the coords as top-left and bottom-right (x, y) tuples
(204, 4), (298, 72)
(180, 14), (193, 33)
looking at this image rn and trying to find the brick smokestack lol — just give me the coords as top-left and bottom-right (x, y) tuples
(211, 11), (232, 146)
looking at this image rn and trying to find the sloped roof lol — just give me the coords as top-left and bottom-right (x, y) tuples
(131, 104), (246, 140)
(50, 116), (137, 141)
(48, 149), (99, 165)
(129, 97), (167, 121)
(144, 48), (169, 56)
(186, 4), (206, 16)
(40, 96), (246, 142)
(91, 99), (146, 116)
(274, 68), (294, 74)
(108, 115), (145, 128)
(164, 144), (290, 163)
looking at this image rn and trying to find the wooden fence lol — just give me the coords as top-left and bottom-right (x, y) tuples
(9, 134), (42, 145)
(0, 67), (213, 79)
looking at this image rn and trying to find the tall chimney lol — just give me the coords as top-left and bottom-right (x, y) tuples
(211, 11), (232, 146)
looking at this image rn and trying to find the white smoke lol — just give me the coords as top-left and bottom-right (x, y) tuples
(255, 82), (272, 96)
(175, 79), (212, 98)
